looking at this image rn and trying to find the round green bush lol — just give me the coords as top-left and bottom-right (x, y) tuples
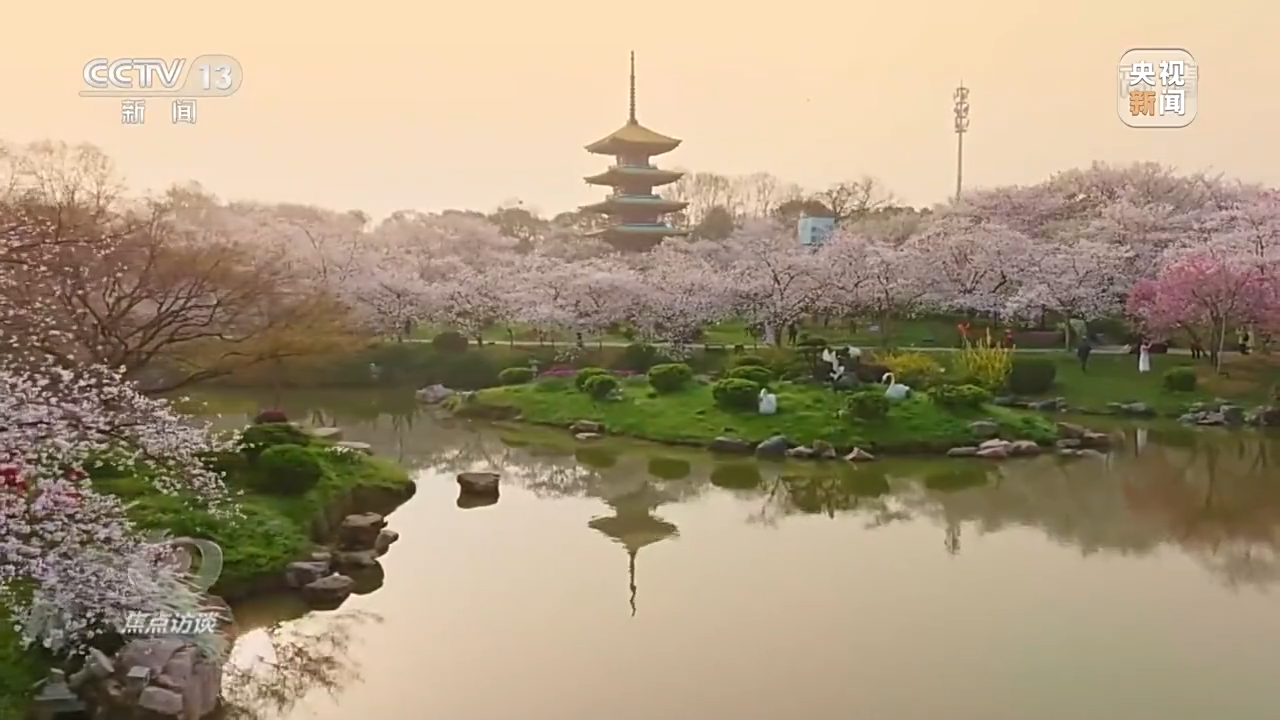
(1006, 358), (1057, 395)
(734, 354), (767, 368)
(431, 330), (469, 354)
(726, 365), (773, 386)
(845, 390), (890, 420)
(1162, 366), (1197, 392)
(239, 423), (312, 459)
(255, 444), (324, 495)
(575, 366), (611, 391)
(498, 366), (535, 385)
(929, 384), (993, 409)
(712, 378), (761, 411)
(647, 363), (693, 393)
(582, 373), (620, 399)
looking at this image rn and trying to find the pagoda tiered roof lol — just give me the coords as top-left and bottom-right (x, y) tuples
(584, 164), (684, 187)
(585, 121), (682, 156)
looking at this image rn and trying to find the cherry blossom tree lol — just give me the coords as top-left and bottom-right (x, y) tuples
(631, 245), (733, 347)
(0, 362), (234, 653)
(908, 214), (1030, 315)
(722, 220), (828, 344)
(1127, 242), (1279, 368)
(1009, 239), (1132, 346)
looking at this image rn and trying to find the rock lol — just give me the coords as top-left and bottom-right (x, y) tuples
(457, 471), (500, 497)
(755, 435), (790, 458)
(574, 432), (602, 440)
(992, 395), (1019, 407)
(1079, 448), (1107, 459)
(301, 573), (355, 607)
(285, 560), (330, 588)
(1080, 432), (1112, 448)
(785, 446), (816, 458)
(1177, 412), (1202, 424)
(310, 550), (332, 563)
(105, 638), (221, 719)
(415, 384), (454, 404)
(978, 438), (1010, 450)
(1195, 413), (1226, 425)
(1220, 404), (1245, 425)
(1029, 398), (1068, 411)
(457, 494), (498, 509)
(137, 685), (184, 715)
(810, 440), (838, 459)
(1113, 402), (1155, 417)
(1248, 406), (1280, 426)
(976, 445), (1010, 459)
(1058, 448), (1081, 457)
(1055, 422), (1087, 439)
(307, 426), (343, 441)
(338, 512), (386, 550)
(334, 440), (374, 454)
(569, 420), (604, 434)
(947, 446), (978, 457)
(333, 550), (380, 568)
(1055, 438), (1082, 449)
(968, 420), (1000, 439)
(374, 529), (400, 555)
(843, 447), (875, 462)
(1009, 440), (1041, 456)
(709, 436), (754, 454)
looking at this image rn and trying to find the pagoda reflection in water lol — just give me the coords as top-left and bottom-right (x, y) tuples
(587, 478), (679, 616)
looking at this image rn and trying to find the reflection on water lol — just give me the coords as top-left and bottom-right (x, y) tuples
(198, 391), (1280, 720)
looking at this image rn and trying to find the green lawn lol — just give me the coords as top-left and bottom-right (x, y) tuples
(1011, 352), (1280, 414)
(466, 379), (1057, 454)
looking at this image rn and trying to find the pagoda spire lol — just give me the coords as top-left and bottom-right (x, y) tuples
(628, 548), (638, 616)
(628, 51), (637, 124)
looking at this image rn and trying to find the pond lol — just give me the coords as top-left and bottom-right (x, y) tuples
(198, 390), (1280, 720)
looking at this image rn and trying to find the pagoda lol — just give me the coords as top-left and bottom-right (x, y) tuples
(587, 480), (679, 616)
(580, 52), (689, 252)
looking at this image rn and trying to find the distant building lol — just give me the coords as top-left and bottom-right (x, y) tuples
(580, 52), (689, 252)
(797, 215), (835, 246)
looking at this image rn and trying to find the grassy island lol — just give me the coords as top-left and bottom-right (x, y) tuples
(0, 421), (414, 718)
(457, 371), (1058, 455)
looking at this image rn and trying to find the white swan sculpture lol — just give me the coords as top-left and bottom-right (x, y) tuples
(757, 387), (777, 415)
(882, 372), (910, 400)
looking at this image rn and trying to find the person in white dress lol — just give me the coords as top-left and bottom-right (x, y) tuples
(1138, 339), (1152, 373)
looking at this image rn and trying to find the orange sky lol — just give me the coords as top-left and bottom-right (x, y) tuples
(3, 0), (1273, 218)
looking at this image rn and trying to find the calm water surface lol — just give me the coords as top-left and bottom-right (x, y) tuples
(199, 390), (1280, 720)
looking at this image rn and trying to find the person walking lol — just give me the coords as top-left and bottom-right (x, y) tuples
(1189, 336), (1205, 360)
(1138, 338), (1152, 374)
(1076, 335), (1093, 372)
(1238, 329), (1251, 355)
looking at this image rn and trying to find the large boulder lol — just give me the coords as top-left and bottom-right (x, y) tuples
(285, 560), (330, 588)
(569, 420), (604, 434)
(415, 384), (455, 404)
(301, 574), (355, 608)
(338, 512), (386, 551)
(754, 435), (790, 458)
(374, 529), (400, 555)
(968, 421), (1000, 439)
(458, 471), (500, 497)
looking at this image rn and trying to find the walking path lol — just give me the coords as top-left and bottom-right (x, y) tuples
(411, 337), (1187, 355)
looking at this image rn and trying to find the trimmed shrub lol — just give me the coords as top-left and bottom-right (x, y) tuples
(1162, 366), (1197, 392)
(726, 365), (773, 386)
(254, 444), (324, 495)
(198, 450), (249, 478)
(1006, 358), (1057, 394)
(876, 351), (945, 389)
(498, 367), (535, 385)
(648, 363), (693, 393)
(929, 383), (993, 409)
(582, 373), (620, 399)
(844, 390), (890, 420)
(253, 408), (289, 424)
(575, 367), (611, 391)
(712, 378), (760, 411)
(239, 423), (311, 459)
(431, 330), (469, 354)
(734, 354), (768, 368)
